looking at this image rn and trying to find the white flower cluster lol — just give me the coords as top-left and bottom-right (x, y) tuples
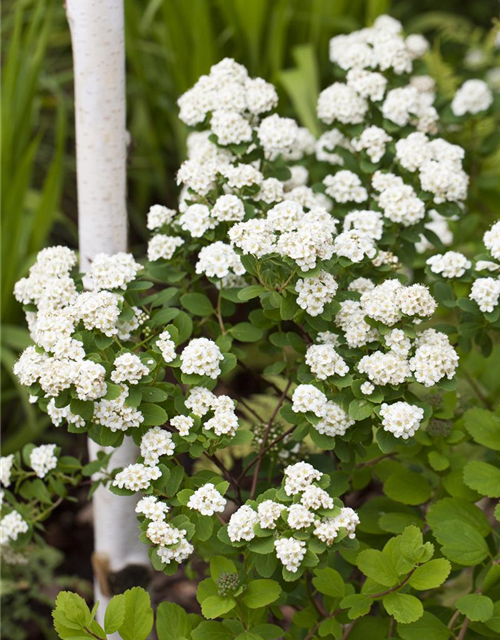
(313, 507), (360, 545)
(295, 271), (338, 316)
(380, 401), (424, 439)
(305, 344), (349, 380)
(284, 462), (323, 495)
(184, 387), (239, 437)
(352, 126), (392, 162)
(94, 387), (144, 432)
(469, 222), (500, 312)
(13, 245), (153, 432)
(86, 253), (142, 291)
(147, 205), (177, 230)
(147, 234), (184, 262)
(470, 277), (500, 313)
(170, 415), (194, 437)
(324, 171), (367, 203)
(136, 495), (193, 565)
(484, 222), (500, 261)
(292, 385), (354, 438)
(156, 330), (176, 363)
(360, 280), (436, 325)
(187, 483), (226, 516)
(29, 444), (58, 478)
(140, 427), (175, 466)
(231, 205), (337, 271)
(113, 463), (161, 491)
(111, 353), (149, 385)
(178, 57), (278, 126)
(394, 134), (468, 204)
(274, 537), (307, 573)
(372, 172), (426, 227)
(409, 329), (459, 387)
(329, 15), (423, 75)
(451, 79), (493, 116)
(0, 511), (29, 545)
(0, 455), (14, 488)
(226, 462), (359, 571)
(427, 251), (471, 278)
(180, 338), (224, 379)
(195, 241), (245, 279)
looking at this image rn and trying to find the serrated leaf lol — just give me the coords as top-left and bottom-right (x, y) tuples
(463, 408), (500, 451)
(463, 461), (500, 498)
(242, 579), (281, 608)
(140, 403), (168, 427)
(201, 595), (236, 619)
(156, 601), (192, 640)
(408, 559), (451, 590)
(312, 567), (345, 597)
(104, 594), (125, 634)
(398, 611), (451, 640)
(432, 520), (489, 565)
(384, 470), (432, 505)
(356, 549), (399, 587)
(456, 594), (494, 622)
(383, 593), (423, 623)
(229, 322), (264, 342)
(118, 587), (153, 640)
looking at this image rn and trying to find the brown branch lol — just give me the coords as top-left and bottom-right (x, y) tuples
(457, 617), (470, 640)
(237, 424), (297, 484)
(203, 452), (242, 504)
(249, 380), (292, 499)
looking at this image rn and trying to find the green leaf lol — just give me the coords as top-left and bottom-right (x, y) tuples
(242, 580), (281, 609)
(378, 512), (424, 534)
(191, 621), (233, 640)
(229, 322), (264, 342)
(210, 556), (237, 582)
(339, 594), (372, 619)
(156, 602), (192, 640)
(140, 404), (168, 427)
(432, 520), (489, 565)
(384, 470), (432, 505)
(463, 461), (500, 498)
(463, 408), (500, 451)
(427, 498), (491, 537)
(356, 549), (399, 587)
(349, 399), (373, 421)
(238, 285), (265, 301)
(181, 293), (215, 316)
(317, 617), (342, 638)
(118, 587), (154, 640)
(250, 623), (285, 639)
(408, 559), (451, 590)
(104, 594), (125, 634)
(398, 612), (451, 640)
(201, 595), (236, 619)
(312, 567), (345, 598)
(383, 593), (423, 624)
(455, 594), (494, 622)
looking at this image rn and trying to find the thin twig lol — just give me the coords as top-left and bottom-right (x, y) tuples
(237, 424), (297, 483)
(249, 381), (292, 499)
(457, 617), (470, 640)
(462, 366), (493, 410)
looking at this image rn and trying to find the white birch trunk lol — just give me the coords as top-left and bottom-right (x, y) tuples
(66, 0), (149, 615)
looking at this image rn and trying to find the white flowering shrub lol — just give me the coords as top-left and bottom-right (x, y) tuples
(4, 15), (500, 640)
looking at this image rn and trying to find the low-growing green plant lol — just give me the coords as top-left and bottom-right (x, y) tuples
(2, 13), (500, 640)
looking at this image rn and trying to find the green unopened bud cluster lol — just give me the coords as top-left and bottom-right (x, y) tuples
(217, 572), (240, 596)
